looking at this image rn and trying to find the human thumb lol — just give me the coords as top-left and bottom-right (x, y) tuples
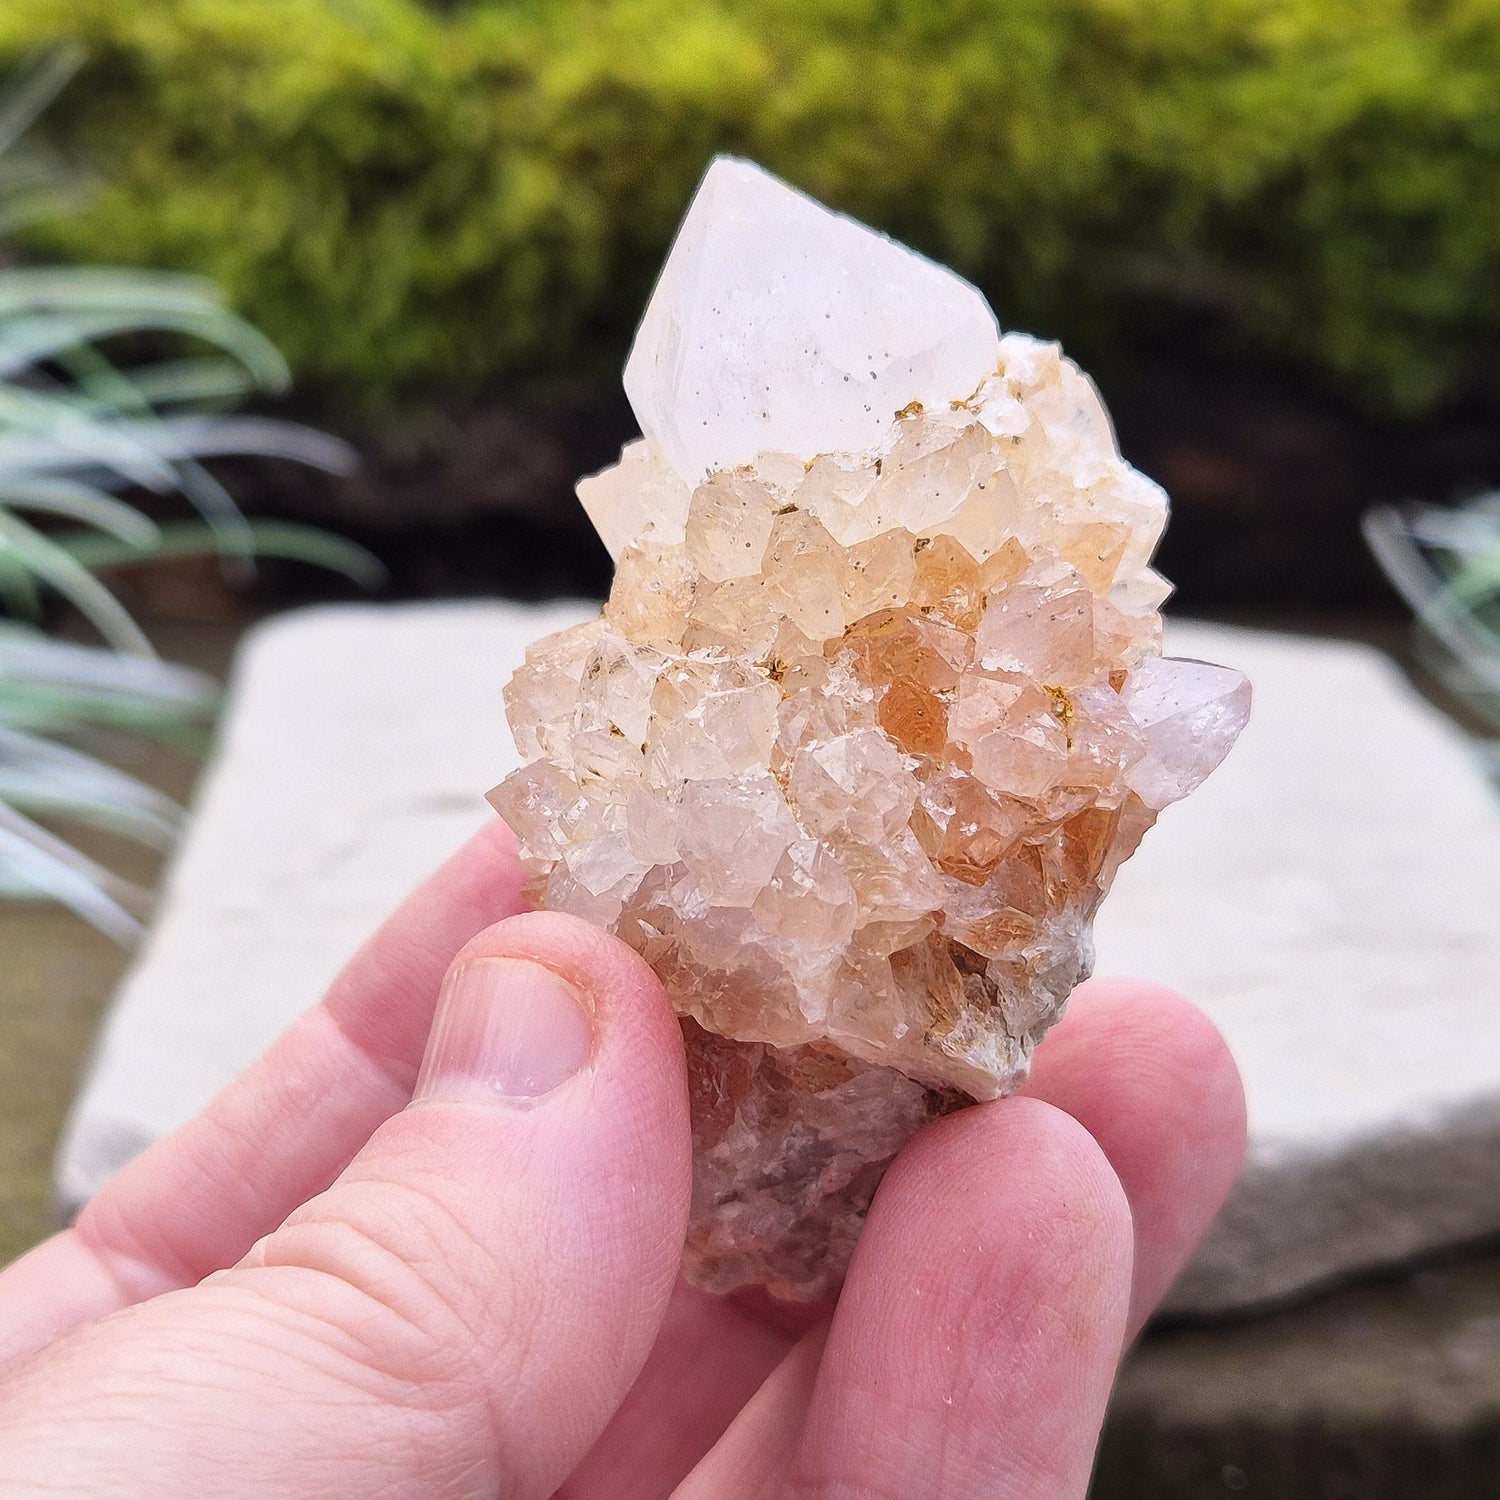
(0, 911), (693, 1500)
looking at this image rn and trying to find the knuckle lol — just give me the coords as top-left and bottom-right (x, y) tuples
(238, 1174), (531, 1410)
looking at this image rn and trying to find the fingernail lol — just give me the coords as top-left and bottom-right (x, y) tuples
(415, 957), (594, 1103)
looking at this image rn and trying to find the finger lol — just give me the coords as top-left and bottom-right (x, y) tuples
(556, 1282), (805, 1500)
(670, 978), (1244, 1493)
(1022, 976), (1247, 1335)
(0, 911), (693, 1500)
(568, 977), (1245, 1498)
(671, 1320), (829, 1500)
(565, 983), (1238, 1498)
(0, 819), (525, 1370)
(783, 1098), (1133, 1500)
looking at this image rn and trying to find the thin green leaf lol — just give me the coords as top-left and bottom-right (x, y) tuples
(0, 271), (289, 393)
(1447, 558), (1500, 609)
(102, 415), (358, 474)
(0, 642), (215, 746)
(0, 806), (147, 944)
(0, 627), (216, 704)
(0, 265), (228, 319)
(0, 509), (152, 653)
(0, 727), (183, 847)
(0, 408), (354, 502)
(0, 385), (181, 492)
(1365, 503), (1500, 731)
(58, 337), (257, 555)
(0, 641), (216, 749)
(115, 357), (259, 410)
(0, 47), (82, 159)
(0, 308), (272, 384)
(61, 518), (386, 590)
(0, 543), (42, 618)
(0, 692), (213, 751)
(1406, 509), (1500, 559)
(0, 54), (371, 940)
(0, 475), (161, 546)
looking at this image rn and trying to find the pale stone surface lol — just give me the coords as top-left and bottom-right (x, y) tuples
(621, 157), (1002, 489)
(56, 605), (1500, 1319)
(1106, 620), (1500, 1317)
(54, 601), (591, 1210)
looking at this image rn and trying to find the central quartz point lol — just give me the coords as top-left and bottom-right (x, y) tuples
(493, 158), (1249, 1299)
(624, 158), (1002, 486)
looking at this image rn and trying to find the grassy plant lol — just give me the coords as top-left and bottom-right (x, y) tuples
(1364, 496), (1500, 753)
(0, 51), (377, 942)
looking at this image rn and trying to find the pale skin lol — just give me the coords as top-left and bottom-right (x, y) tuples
(0, 820), (1245, 1498)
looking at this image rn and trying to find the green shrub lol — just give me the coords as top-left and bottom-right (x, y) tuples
(4, 0), (1500, 415)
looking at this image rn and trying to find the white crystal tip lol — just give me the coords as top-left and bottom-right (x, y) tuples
(624, 156), (1002, 484)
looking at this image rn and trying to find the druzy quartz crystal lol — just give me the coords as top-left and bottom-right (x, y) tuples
(491, 159), (1250, 1298)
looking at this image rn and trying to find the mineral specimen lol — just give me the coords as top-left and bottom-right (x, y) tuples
(491, 158), (1250, 1299)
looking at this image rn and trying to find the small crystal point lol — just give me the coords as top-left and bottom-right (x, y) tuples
(1122, 656), (1252, 809)
(498, 162), (1249, 1301)
(624, 157), (1002, 487)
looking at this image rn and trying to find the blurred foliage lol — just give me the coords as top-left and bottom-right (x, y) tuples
(3, 0), (1500, 414)
(0, 51), (379, 942)
(1366, 496), (1500, 737)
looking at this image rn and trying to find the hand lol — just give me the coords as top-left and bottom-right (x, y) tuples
(0, 821), (1244, 1499)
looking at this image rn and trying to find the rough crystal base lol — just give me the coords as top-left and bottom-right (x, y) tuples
(683, 1020), (962, 1299)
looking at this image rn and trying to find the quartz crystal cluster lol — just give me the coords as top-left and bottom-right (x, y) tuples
(492, 159), (1250, 1299)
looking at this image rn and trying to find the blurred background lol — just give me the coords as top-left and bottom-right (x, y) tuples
(16, 0), (1500, 613)
(1, 3), (1499, 1495)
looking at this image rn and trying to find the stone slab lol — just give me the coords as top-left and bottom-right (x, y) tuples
(1100, 623), (1500, 1314)
(1096, 1254), (1500, 1499)
(54, 600), (594, 1208)
(56, 606), (1500, 1319)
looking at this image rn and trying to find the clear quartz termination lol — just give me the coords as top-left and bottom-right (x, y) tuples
(492, 157), (1250, 1299)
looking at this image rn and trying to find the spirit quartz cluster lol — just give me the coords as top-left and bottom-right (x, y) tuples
(492, 159), (1249, 1298)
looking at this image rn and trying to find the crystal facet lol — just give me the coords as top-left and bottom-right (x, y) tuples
(622, 157), (1003, 490)
(492, 158), (1250, 1299)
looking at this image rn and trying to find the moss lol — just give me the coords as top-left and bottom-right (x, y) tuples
(5, 0), (1500, 414)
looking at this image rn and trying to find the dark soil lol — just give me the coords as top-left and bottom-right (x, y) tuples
(210, 354), (1500, 621)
